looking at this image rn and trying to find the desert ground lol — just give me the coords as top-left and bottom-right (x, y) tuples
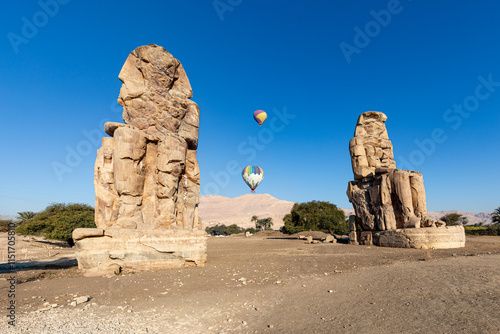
(1, 232), (500, 334)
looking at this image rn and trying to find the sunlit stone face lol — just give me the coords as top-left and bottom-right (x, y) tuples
(362, 118), (385, 137)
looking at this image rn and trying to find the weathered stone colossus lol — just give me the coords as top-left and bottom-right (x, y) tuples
(74, 45), (207, 276)
(346, 111), (465, 249)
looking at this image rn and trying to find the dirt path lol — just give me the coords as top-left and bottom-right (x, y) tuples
(1, 235), (499, 333)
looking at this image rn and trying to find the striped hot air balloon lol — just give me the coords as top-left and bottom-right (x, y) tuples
(253, 110), (267, 126)
(242, 165), (264, 193)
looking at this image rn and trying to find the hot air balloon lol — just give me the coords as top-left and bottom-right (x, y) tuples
(253, 110), (267, 126)
(242, 165), (264, 193)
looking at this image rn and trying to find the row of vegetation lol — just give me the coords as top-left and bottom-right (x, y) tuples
(205, 224), (260, 236)
(464, 225), (500, 236)
(205, 201), (349, 236)
(205, 215), (274, 236)
(4, 203), (500, 241)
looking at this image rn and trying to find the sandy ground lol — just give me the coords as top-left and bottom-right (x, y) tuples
(1, 232), (500, 333)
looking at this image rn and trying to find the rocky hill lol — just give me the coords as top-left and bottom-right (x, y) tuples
(199, 194), (294, 229)
(198, 194), (494, 229)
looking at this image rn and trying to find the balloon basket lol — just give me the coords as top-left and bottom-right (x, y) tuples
(251, 190), (255, 193)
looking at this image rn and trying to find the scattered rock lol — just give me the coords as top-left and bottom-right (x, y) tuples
(322, 235), (336, 243)
(74, 296), (90, 305)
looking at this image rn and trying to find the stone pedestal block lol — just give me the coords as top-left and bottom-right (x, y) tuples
(74, 228), (207, 273)
(373, 226), (465, 249)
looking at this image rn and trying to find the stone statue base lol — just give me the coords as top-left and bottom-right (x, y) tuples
(73, 228), (207, 276)
(371, 226), (465, 249)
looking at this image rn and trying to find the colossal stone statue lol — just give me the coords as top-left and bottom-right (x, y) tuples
(74, 45), (207, 276)
(346, 111), (465, 249)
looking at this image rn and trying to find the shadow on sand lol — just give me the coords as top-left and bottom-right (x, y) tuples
(0, 257), (77, 274)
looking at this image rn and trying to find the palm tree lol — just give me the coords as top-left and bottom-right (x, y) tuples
(263, 218), (274, 230)
(256, 217), (273, 231)
(251, 215), (258, 227)
(492, 207), (500, 225)
(17, 211), (35, 221)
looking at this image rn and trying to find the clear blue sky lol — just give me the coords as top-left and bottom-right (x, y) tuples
(1, 0), (499, 216)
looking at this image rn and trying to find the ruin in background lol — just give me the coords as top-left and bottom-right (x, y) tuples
(347, 111), (465, 248)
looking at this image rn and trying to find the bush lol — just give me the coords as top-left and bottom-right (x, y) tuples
(282, 201), (346, 234)
(16, 203), (96, 245)
(245, 227), (258, 234)
(335, 221), (350, 235)
(205, 224), (244, 236)
(0, 220), (13, 232)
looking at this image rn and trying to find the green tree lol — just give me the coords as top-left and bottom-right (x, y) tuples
(256, 217), (273, 231)
(492, 207), (500, 225)
(205, 224), (244, 236)
(16, 203), (96, 245)
(226, 224), (244, 234)
(281, 201), (346, 234)
(440, 213), (467, 226)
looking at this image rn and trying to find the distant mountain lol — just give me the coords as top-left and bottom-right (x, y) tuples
(198, 194), (494, 229)
(199, 194), (294, 229)
(0, 215), (16, 221)
(427, 211), (492, 226)
(341, 209), (492, 225)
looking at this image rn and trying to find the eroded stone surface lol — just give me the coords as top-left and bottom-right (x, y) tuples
(346, 111), (462, 249)
(76, 45), (206, 274)
(374, 226), (466, 249)
(75, 229), (208, 271)
(73, 228), (104, 242)
(117, 44), (199, 149)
